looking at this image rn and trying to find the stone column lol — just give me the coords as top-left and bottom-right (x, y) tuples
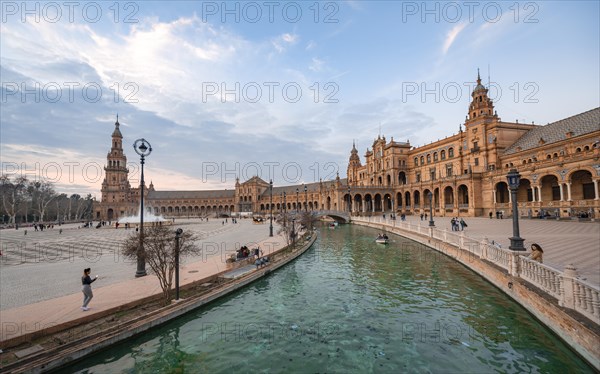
(559, 264), (578, 309)
(566, 182), (572, 201)
(559, 183), (564, 201)
(493, 189), (497, 204)
(509, 251), (520, 277)
(537, 185), (542, 202)
(593, 179), (599, 200)
(508, 190), (512, 203)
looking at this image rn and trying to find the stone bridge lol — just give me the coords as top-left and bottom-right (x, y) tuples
(313, 210), (351, 223)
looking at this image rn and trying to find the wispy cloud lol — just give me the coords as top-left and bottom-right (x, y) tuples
(442, 22), (467, 55)
(272, 32), (299, 52)
(309, 57), (325, 72)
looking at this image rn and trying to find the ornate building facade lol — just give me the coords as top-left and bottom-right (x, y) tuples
(95, 73), (600, 221)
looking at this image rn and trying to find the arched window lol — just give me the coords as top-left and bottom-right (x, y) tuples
(414, 157), (418, 166)
(433, 152), (438, 161)
(420, 156), (425, 165)
(441, 150), (446, 160)
(426, 154), (431, 163)
(448, 148), (454, 158)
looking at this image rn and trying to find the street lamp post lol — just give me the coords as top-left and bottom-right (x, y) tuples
(428, 191), (435, 227)
(174, 228), (182, 300)
(507, 169), (525, 251)
(304, 184), (307, 212)
(133, 138), (152, 277)
(291, 218), (296, 247)
(269, 180), (273, 237)
(296, 187), (299, 213)
(347, 187), (351, 213)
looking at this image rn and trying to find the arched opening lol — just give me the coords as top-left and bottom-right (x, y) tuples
(458, 185), (469, 207)
(353, 194), (363, 213)
(399, 171), (407, 185)
(107, 209), (114, 221)
(443, 186), (454, 208)
(495, 182), (509, 203)
(413, 190), (421, 209)
(383, 194), (392, 211)
(364, 194), (373, 212)
(404, 191), (411, 210)
(374, 194), (382, 212)
(517, 179), (533, 202)
(540, 175), (560, 201)
(326, 196), (331, 210)
(570, 170), (594, 200)
(396, 192), (403, 210)
(387, 174), (392, 186)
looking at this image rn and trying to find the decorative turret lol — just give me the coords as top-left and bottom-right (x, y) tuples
(467, 69), (495, 122)
(347, 141), (362, 186)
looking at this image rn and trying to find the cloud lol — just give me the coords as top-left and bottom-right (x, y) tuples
(272, 32), (299, 53)
(442, 22), (468, 55)
(309, 57), (325, 72)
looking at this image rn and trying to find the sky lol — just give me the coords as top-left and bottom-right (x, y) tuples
(1, 1), (599, 197)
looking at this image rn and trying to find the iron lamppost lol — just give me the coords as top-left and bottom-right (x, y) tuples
(304, 184), (308, 212)
(348, 187), (351, 213)
(507, 169), (525, 251)
(174, 228), (182, 300)
(133, 138), (152, 277)
(269, 180), (273, 237)
(428, 191), (435, 227)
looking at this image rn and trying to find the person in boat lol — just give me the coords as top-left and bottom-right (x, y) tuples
(383, 234), (388, 240)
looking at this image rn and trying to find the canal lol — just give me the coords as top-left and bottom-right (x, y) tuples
(65, 224), (594, 373)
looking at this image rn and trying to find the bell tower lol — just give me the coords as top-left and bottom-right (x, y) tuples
(347, 141), (361, 186)
(101, 115), (131, 205)
(466, 69), (496, 123)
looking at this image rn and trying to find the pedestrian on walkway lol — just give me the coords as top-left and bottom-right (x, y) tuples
(460, 218), (467, 231)
(81, 268), (99, 311)
(529, 243), (544, 263)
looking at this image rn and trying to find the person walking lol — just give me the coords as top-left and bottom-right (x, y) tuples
(81, 268), (99, 311)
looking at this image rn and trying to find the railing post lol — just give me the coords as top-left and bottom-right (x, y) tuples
(429, 226), (434, 238)
(481, 237), (488, 260)
(559, 264), (578, 309)
(508, 251), (520, 276)
(459, 231), (465, 249)
(443, 229), (447, 243)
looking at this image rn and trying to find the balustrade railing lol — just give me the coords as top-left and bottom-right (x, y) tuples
(572, 278), (600, 324)
(519, 256), (562, 299)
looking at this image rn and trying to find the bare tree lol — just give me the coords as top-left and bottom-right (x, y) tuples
(0, 175), (28, 224)
(299, 211), (319, 230)
(27, 180), (57, 222)
(122, 225), (199, 305)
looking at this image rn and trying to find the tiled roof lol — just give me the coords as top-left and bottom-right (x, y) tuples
(147, 190), (235, 200)
(504, 107), (600, 155)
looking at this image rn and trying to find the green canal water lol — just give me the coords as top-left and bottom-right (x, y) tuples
(66, 224), (594, 373)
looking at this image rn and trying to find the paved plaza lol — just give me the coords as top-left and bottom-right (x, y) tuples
(0, 218), (283, 311)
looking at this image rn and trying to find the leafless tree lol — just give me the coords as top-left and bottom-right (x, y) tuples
(122, 225), (199, 305)
(298, 211), (319, 230)
(0, 174), (28, 224)
(27, 180), (57, 222)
